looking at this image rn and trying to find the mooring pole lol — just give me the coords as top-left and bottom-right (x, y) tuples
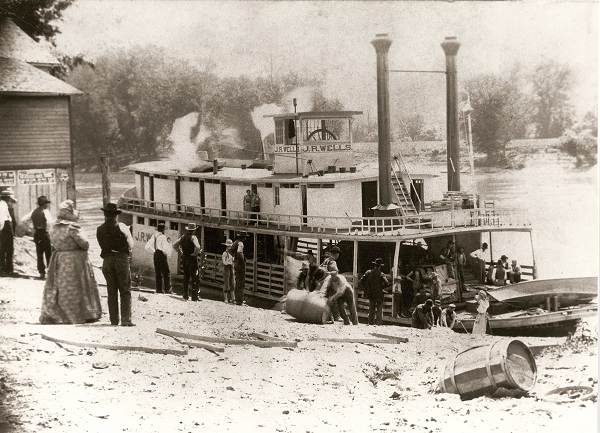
(441, 36), (461, 192)
(100, 154), (111, 207)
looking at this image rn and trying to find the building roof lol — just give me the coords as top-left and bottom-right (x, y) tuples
(0, 17), (60, 67)
(0, 57), (82, 95)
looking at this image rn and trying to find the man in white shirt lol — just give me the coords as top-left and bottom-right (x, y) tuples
(0, 189), (17, 276)
(470, 242), (490, 283)
(145, 222), (172, 294)
(21, 196), (55, 279)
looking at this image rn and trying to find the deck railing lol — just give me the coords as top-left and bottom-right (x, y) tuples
(118, 197), (530, 236)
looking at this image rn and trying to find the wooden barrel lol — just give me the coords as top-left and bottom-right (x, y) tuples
(440, 339), (537, 400)
(285, 289), (330, 324)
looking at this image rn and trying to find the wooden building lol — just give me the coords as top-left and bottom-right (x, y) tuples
(0, 17), (81, 219)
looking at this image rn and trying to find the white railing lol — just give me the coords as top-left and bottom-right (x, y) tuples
(118, 197), (531, 236)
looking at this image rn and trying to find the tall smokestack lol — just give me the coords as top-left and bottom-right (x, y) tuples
(372, 34), (394, 206)
(442, 36), (461, 191)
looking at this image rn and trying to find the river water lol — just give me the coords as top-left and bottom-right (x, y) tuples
(75, 153), (598, 279)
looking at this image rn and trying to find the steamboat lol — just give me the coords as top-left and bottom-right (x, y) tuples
(118, 35), (596, 336)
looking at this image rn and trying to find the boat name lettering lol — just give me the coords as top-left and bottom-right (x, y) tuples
(275, 144), (352, 153)
(133, 229), (174, 244)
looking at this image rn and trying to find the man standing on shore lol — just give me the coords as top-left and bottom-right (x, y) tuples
(21, 196), (54, 279)
(361, 258), (389, 326)
(145, 222), (172, 294)
(96, 203), (135, 326)
(232, 235), (246, 305)
(0, 188), (17, 276)
(173, 224), (201, 301)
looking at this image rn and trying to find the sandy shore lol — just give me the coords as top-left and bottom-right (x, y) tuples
(0, 266), (597, 433)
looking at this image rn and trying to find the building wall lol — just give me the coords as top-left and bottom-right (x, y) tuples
(204, 181), (220, 209)
(134, 173), (142, 199)
(143, 175), (150, 200)
(227, 183), (247, 213)
(180, 179), (200, 206)
(258, 185), (274, 215)
(306, 181), (362, 227)
(153, 177), (174, 203)
(0, 97), (71, 170)
(278, 186), (301, 217)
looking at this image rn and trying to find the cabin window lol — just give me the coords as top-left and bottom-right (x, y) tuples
(275, 120), (285, 145)
(136, 216), (145, 225)
(274, 186), (280, 206)
(149, 219), (157, 227)
(170, 222), (179, 231)
(302, 119), (347, 142)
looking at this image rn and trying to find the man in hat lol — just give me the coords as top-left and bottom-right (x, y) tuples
(173, 224), (202, 301)
(296, 262), (309, 291)
(321, 245), (342, 318)
(412, 298), (434, 329)
(470, 242), (489, 283)
(232, 234), (246, 305)
(20, 196), (54, 279)
(0, 188), (17, 276)
(221, 238), (235, 303)
(144, 222), (172, 294)
(96, 203), (135, 326)
(360, 258), (389, 325)
(304, 249), (325, 292)
(440, 303), (457, 329)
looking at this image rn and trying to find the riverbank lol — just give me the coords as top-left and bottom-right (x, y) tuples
(0, 267), (596, 433)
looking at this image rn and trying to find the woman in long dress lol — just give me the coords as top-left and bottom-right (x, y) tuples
(39, 200), (102, 324)
(472, 290), (490, 335)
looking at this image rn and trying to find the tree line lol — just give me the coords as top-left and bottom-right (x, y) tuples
(61, 47), (342, 169)
(396, 62), (596, 165)
(5, 0), (596, 169)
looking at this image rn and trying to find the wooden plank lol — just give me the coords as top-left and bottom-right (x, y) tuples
(41, 334), (188, 356)
(249, 332), (284, 342)
(311, 337), (401, 345)
(181, 340), (225, 353)
(160, 330), (224, 354)
(156, 328), (297, 348)
(369, 332), (409, 343)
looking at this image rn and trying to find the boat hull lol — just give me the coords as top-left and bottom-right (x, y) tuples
(487, 277), (598, 308)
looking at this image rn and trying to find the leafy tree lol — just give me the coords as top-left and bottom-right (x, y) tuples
(398, 114), (425, 141)
(1, 0), (74, 44)
(531, 60), (574, 138)
(577, 111), (598, 137)
(67, 46), (217, 167)
(465, 70), (530, 163)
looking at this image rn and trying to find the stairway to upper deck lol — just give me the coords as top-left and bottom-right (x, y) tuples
(391, 170), (419, 216)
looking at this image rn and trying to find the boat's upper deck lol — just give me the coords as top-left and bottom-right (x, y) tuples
(123, 159), (530, 240)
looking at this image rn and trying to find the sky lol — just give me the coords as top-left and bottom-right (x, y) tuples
(53, 0), (598, 125)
